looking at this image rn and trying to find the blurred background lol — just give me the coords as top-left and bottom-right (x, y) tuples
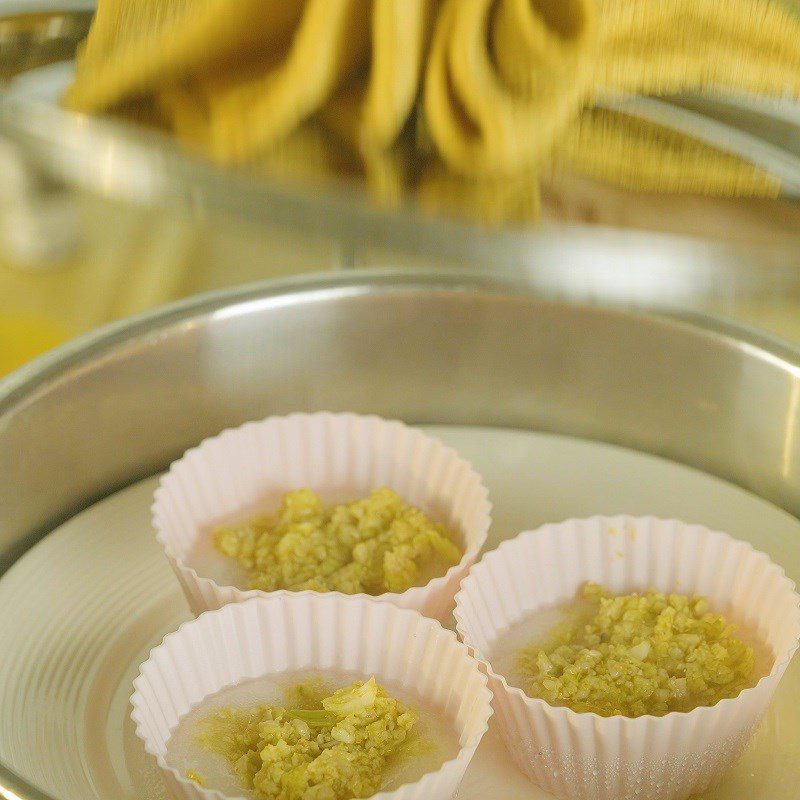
(2, 0), (800, 376)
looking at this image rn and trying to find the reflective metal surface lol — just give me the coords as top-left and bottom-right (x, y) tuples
(4, 270), (800, 558)
(1, 5), (800, 310)
(4, 271), (800, 799)
(4, 86), (800, 306)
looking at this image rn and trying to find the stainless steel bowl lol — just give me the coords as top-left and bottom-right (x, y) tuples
(3, 270), (800, 800)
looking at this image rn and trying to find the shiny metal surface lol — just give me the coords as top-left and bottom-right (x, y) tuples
(3, 270), (800, 799)
(0, 5), (91, 80)
(4, 89), (800, 306)
(4, 270), (800, 559)
(1, 6), (800, 306)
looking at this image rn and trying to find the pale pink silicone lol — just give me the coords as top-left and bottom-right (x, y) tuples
(131, 593), (493, 800)
(453, 516), (800, 800)
(152, 413), (491, 621)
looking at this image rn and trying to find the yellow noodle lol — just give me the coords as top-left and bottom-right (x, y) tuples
(66, 0), (800, 200)
(158, 0), (371, 163)
(66, 0), (303, 112)
(423, 0), (596, 177)
(557, 107), (781, 198)
(361, 0), (436, 149)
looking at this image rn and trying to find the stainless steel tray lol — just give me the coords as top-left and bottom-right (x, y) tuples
(2, 271), (800, 800)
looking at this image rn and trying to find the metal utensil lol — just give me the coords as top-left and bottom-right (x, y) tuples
(600, 93), (800, 197)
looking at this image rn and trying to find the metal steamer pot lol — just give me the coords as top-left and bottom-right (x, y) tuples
(2, 271), (800, 800)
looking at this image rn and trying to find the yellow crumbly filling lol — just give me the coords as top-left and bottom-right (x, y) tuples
(515, 583), (757, 717)
(213, 488), (461, 595)
(196, 678), (416, 800)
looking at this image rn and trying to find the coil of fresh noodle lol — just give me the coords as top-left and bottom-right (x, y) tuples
(423, 0), (596, 178)
(594, 0), (800, 99)
(65, 1), (306, 112)
(423, 0), (800, 192)
(155, 0), (371, 163)
(552, 0), (800, 197)
(324, 0), (436, 151)
(66, 0), (800, 200)
(68, 0), (431, 164)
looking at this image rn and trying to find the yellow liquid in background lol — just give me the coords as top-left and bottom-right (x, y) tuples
(0, 195), (341, 379)
(0, 311), (70, 375)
